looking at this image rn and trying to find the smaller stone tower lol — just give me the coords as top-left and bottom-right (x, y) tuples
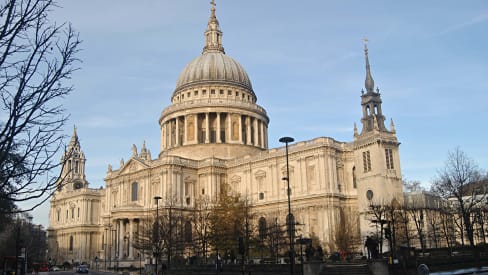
(353, 40), (403, 240)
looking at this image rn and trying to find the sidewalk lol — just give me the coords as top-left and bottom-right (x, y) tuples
(431, 267), (488, 275)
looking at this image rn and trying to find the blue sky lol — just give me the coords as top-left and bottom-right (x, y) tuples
(27, 1), (488, 227)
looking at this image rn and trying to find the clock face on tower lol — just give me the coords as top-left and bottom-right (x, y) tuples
(74, 181), (83, 190)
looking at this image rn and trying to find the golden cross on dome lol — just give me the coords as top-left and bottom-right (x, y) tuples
(210, 0), (216, 8)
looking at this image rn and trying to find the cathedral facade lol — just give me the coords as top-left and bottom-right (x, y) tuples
(48, 3), (403, 266)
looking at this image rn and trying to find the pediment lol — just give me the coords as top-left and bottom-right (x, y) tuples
(117, 158), (150, 175)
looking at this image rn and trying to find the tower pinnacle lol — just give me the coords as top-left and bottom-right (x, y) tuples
(363, 37), (374, 94)
(203, 0), (225, 54)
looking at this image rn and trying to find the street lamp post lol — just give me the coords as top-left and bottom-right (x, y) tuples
(104, 228), (108, 270)
(154, 196), (162, 275)
(279, 136), (295, 275)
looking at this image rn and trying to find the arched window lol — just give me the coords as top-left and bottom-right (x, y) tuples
(69, 235), (74, 251)
(258, 217), (267, 240)
(184, 221), (192, 243)
(131, 182), (138, 201)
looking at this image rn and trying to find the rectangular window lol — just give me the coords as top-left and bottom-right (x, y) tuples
(187, 92), (191, 97)
(211, 89), (215, 94)
(385, 148), (394, 169)
(362, 151), (371, 172)
(57, 210), (60, 222)
(220, 89), (224, 95)
(77, 208), (80, 218)
(71, 208), (74, 219)
(202, 89), (206, 95)
(228, 90), (232, 96)
(131, 182), (138, 201)
(194, 90), (198, 96)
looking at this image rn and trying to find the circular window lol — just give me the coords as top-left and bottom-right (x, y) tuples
(366, 190), (374, 201)
(74, 181), (83, 190)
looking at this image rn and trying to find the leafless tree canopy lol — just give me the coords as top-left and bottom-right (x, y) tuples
(0, 0), (80, 212)
(431, 148), (485, 248)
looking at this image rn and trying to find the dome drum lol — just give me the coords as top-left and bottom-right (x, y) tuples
(171, 84), (256, 105)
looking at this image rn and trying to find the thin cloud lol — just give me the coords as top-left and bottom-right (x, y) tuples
(437, 13), (488, 36)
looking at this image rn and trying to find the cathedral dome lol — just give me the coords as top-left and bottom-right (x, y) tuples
(175, 51), (253, 93)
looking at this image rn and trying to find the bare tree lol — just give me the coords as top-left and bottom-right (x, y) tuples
(0, 0), (81, 212)
(334, 207), (361, 254)
(403, 179), (425, 193)
(431, 148), (485, 248)
(406, 205), (426, 252)
(425, 207), (441, 248)
(191, 197), (212, 263)
(368, 202), (389, 254)
(438, 205), (456, 252)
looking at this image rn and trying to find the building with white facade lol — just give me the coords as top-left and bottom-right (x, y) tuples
(48, 2), (403, 266)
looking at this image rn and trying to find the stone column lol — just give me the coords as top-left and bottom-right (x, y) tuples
(260, 120), (264, 148)
(167, 121), (172, 147)
(175, 117), (180, 146)
(161, 122), (166, 149)
(264, 126), (268, 148)
(253, 118), (259, 146)
(216, 112), (221, 143)
(238, 114), (242, 143)
(246, 116), (251, 145)
(205, 113), (210, 143)
(227, 113), (232, 142)
(194, 114), (199, 144)
(129, 220), (134, 259)
(87, 199), (91, 224)
(119, 220), (124, 259)
(183, 115), (188, 145)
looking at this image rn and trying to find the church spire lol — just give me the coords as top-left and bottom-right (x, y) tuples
(203, 0), (225, 54)
(358, 40), (388, 134)
(68, 125), (79, 149)
(363, 37), (374, 94)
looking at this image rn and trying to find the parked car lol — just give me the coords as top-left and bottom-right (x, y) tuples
(76, 265), (88, 273)
(51, 266), (61, 272)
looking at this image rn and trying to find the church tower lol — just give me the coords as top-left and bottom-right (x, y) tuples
(353, 40), (403, 239)
(48, 127), (102, 265)
(58, 126), (88, 191)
